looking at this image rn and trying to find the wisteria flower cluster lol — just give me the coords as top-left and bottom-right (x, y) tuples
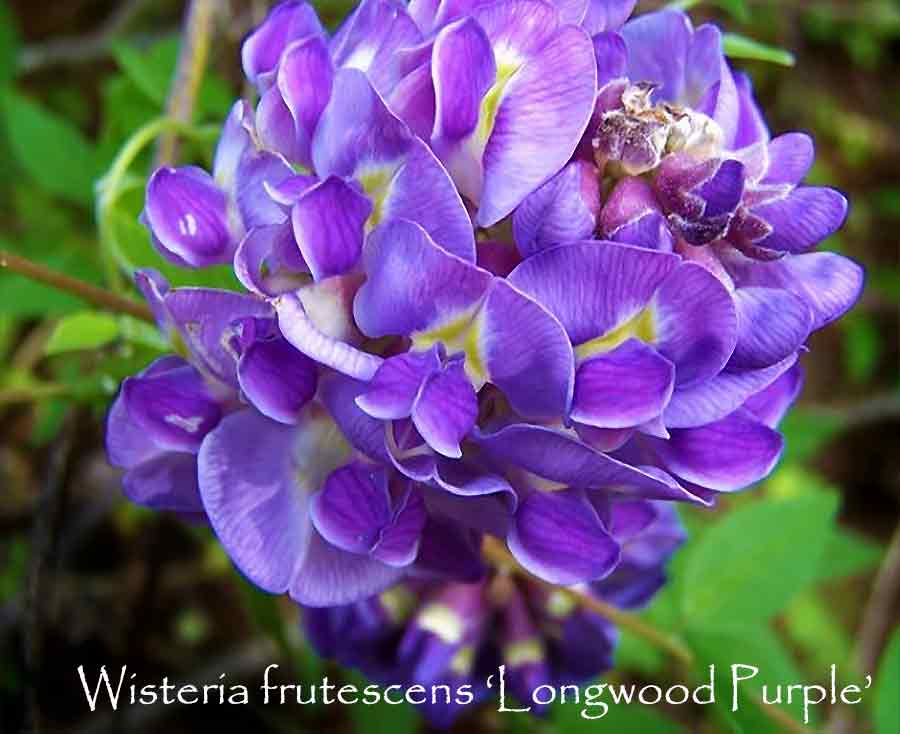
(107, 0), (863, 720)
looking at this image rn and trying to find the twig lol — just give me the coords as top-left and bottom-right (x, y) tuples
(154, 0), (220, 168)
(0, 250), (153, 322)
(482, 536), (812, 734)
(18, 0), (155, 74)
(24, 411), (77, 733)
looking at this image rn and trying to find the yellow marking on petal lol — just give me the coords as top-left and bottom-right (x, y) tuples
(546, 590), (577, 619)
(450, 645), (475, 675)
(417, 603), (464, 644)
(380, 586), (416, 624)
(504, 639), (544, 667)
(356, 163), (398, 231)
(476, 61), (520, 145)
(292, 407), (352, 492)
(574, 307), (657, 362)
(411, 307), (489, 388)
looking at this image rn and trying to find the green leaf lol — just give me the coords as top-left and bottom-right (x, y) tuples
(347, 672), (419, 733)
(1, 90), (98, 205)
(723, 33), (796, 67)
(875, 628), (900, 734)
(0, 0), (21, 83)
(687, 624), (810, 733)
(681, 493), (839, 624)
(783, 592), (853, 675)
(45, 311), (121, 355)
(552, 689), (684, 732)
(815, 529), (883, 582)
(779, 410), (845, 463)
(841, 312), (881, 384)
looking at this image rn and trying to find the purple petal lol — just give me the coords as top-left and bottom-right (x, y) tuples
(312, 68), (413, 179)
(275, 290), (383, 381)
(234, 223), (308, 297)
(478, 24), (597, 225)
(164, 288), (273, 387)
(329, 0), (423, 94)
(592, 31), (628, 86)
(753, 186), (848, 254)
(762, 133), (814, 186)
(508, 489), (620, 584)
(481, 279), (575, 419)
(144, 167), (235, 267)
(729, 287), (811, 369)
(572, 339), (675, 428)
(277, 36), (334, 168)
(122, 363), (222, 453)
(383, 137), (476, 262)
(731, 71), (769, 149)
(432, 17), (495, 143)
(122, 452), (203, 513)
(310, 463), (392, 555)
(213, 101), (253, 192)
(724, 250), (864, 331)
(238, 336), (318, 424)
(508, 241), (680, 345)
(621, 10), (692, 103)
(512, 160), (600, 257)
(663, 354), (797, 429)
(472, 0), (561, 60)
(475, 423), (705, 503)
(412, 359), (478, 458)
(198, 410), (315, 593)
(242, 0), (325, 86)
(256, 86), (302, 162)
(652, 262), (738, 388)
(583, 0), (637, 34)
(292, 175), (372, 281)
(290, 530), (404, 606)
(373, 486), (427, 566)
(234, 150), (295, 230)
(742, 363), (803, 428)
(647, 410), (783, 492)
(354, 220), (491, 338)
(356, 348), (441, 419)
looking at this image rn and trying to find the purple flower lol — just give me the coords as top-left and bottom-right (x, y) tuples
(301, 497), (683, 725)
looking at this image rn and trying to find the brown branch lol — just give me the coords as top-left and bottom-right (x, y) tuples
(0, 250), (153, 323)
(154, 0), (221, 168)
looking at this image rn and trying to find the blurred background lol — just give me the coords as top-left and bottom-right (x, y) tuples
(0, 1), (897, 732)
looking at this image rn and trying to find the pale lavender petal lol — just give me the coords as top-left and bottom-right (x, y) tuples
(731, 71), (769, 149)
(275, 291), (383, 380)
(213, 100), (253, 192)
(652, 262), (738, 388)
(508, 489), (620, 584)
(620, 10), (691, 103)
(512, 160), (599, 256)
(508, 241), (680, 345)
(412, 358), (478, 458)
(256, 86), (302, 162)
(762, 133), (814, 186)
(647, 410), (783, 492)
(292, 175), (372, 281)
(572, 339), (675, 428)
(234, 223), (308, 297)
(729, 287), (811, 369)
(198, 410), (313, 593)
(235, 150), (295, 229)
(478, 24), (597, 226)
(472, 0), (561, 59)
(354, 220), (491, 338)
